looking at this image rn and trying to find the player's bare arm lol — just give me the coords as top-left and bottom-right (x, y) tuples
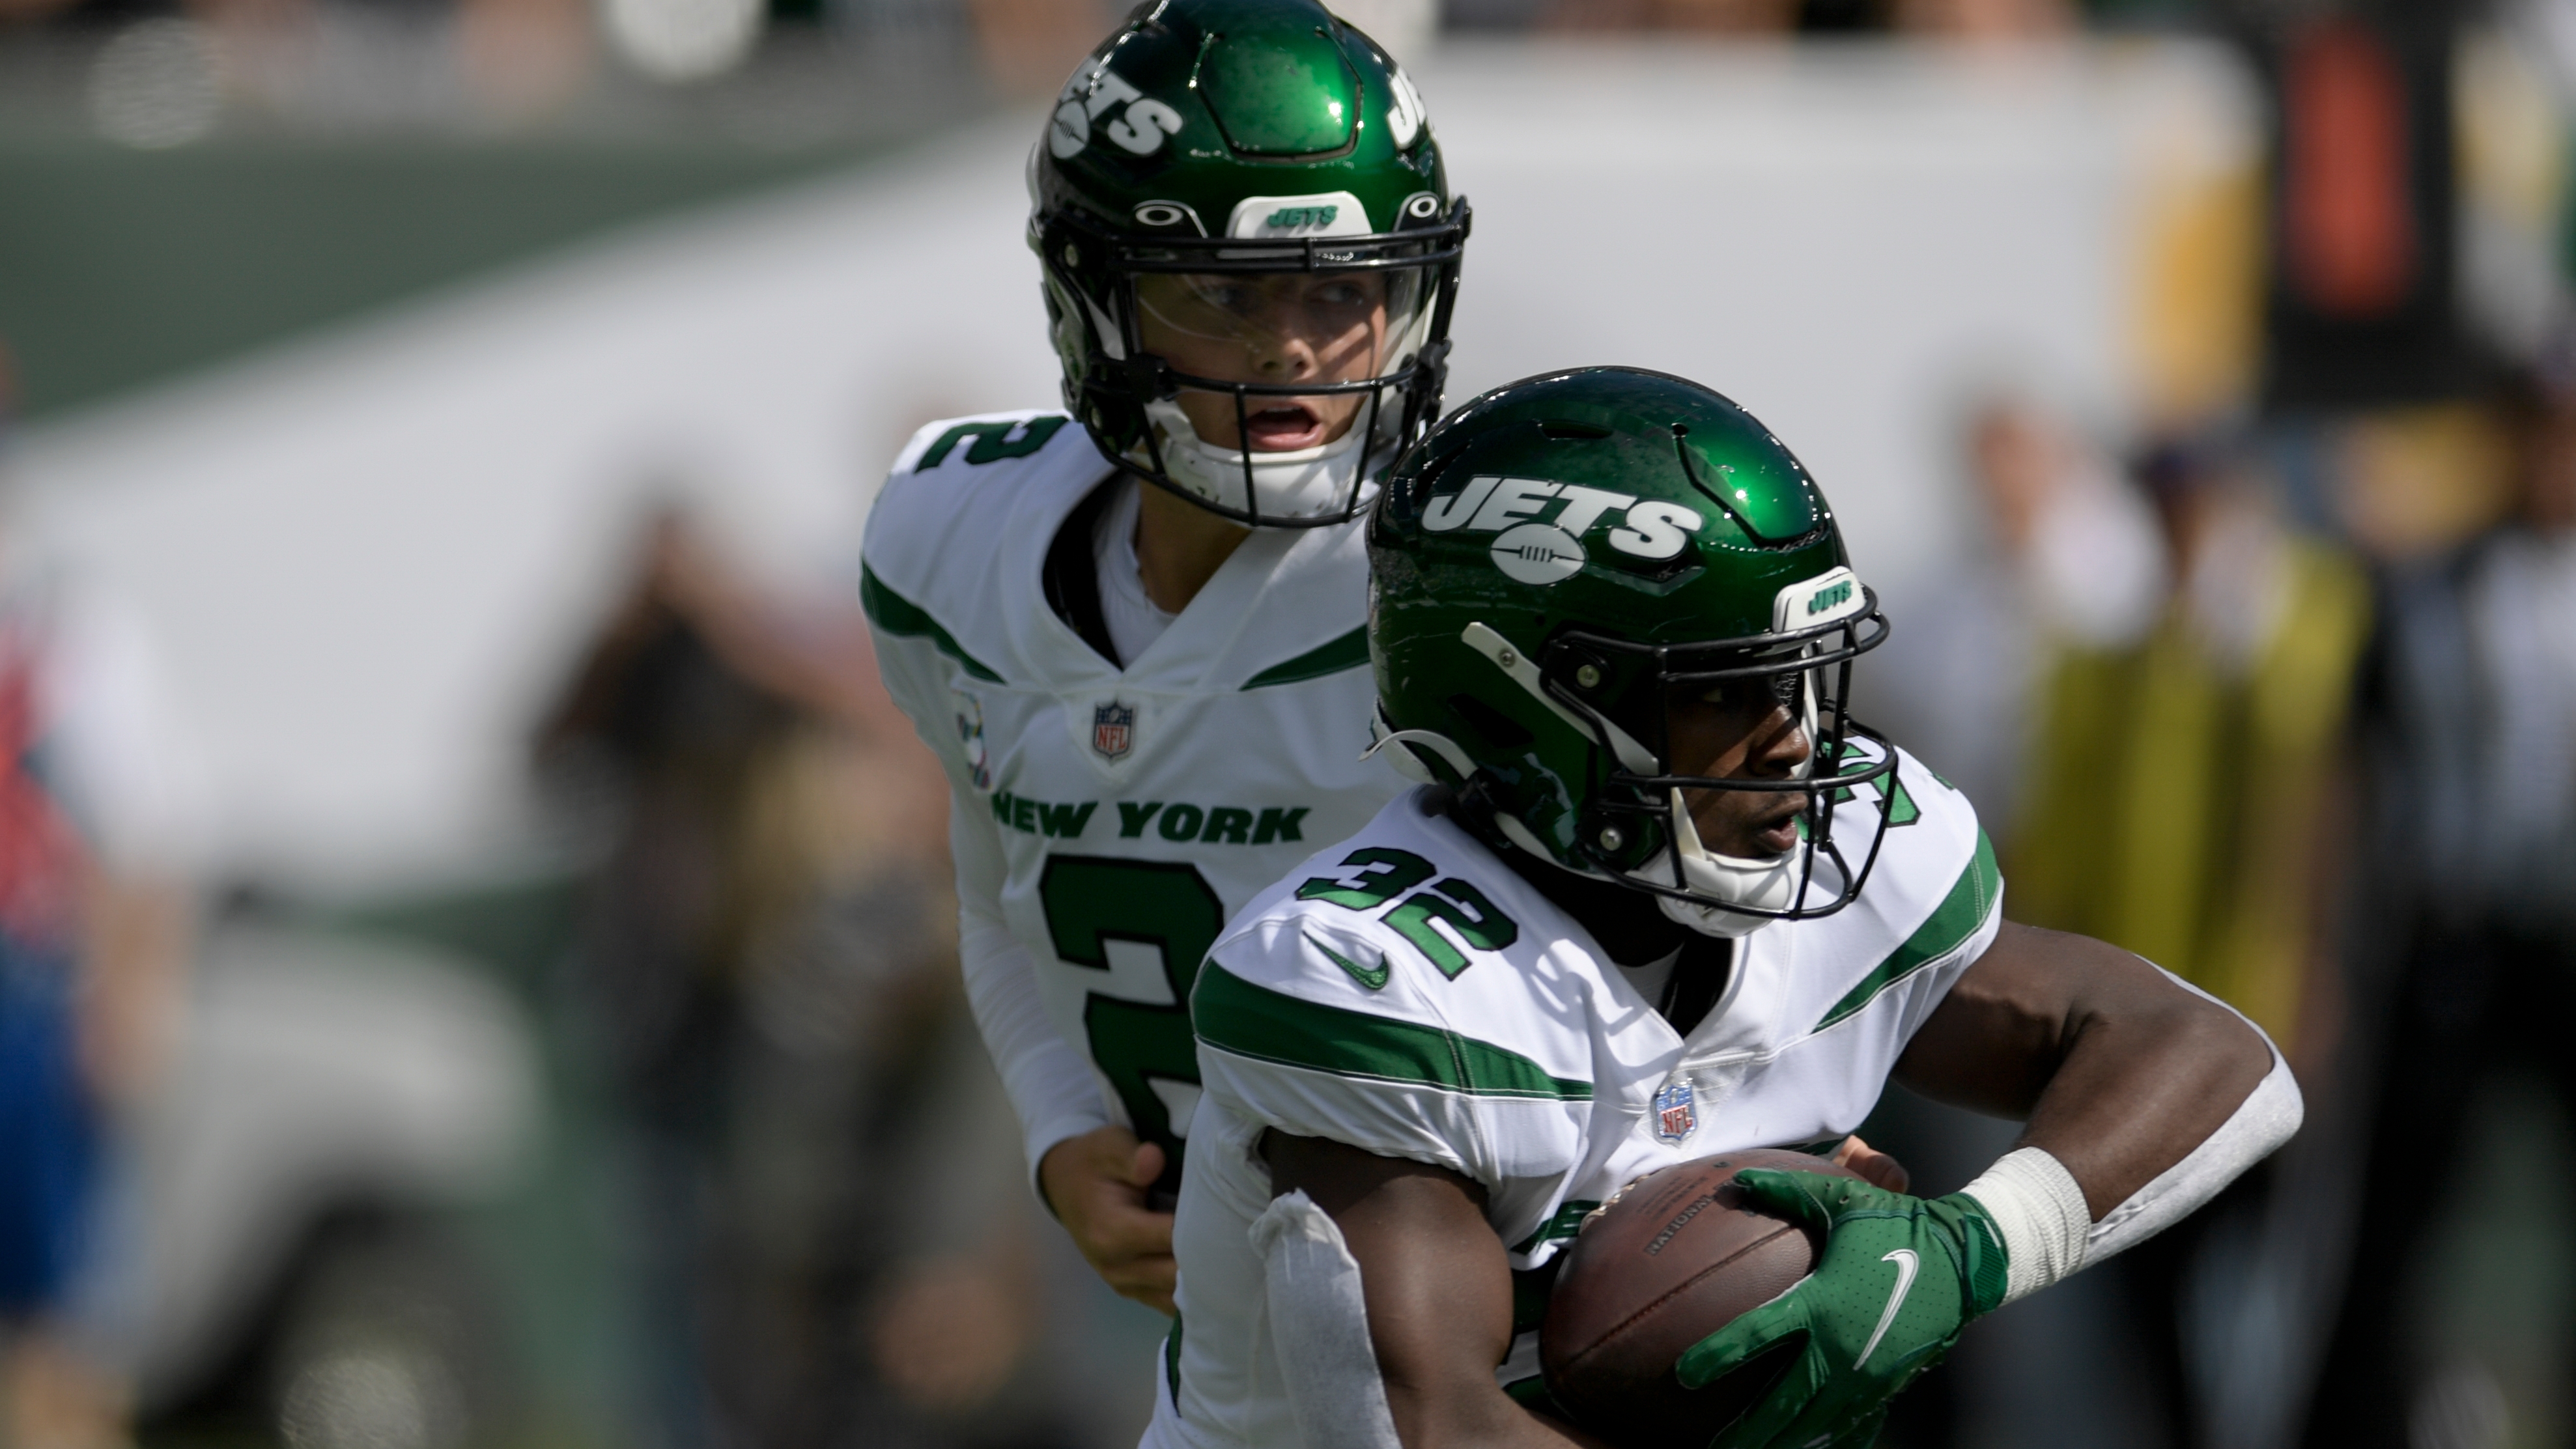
(1263, 1132), (1616, 1449)
(1897, 920), (2274, 1215)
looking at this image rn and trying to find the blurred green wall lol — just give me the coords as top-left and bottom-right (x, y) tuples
(0, 140), (869, 420)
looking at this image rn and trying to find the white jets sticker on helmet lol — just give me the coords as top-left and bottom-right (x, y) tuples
(1049, 63), (1184, 160)
(1386, 66), (1428, 148)
(1608, 500), (1701, 561)
(1226, 191), (1374, 240)
(1770, 565), (1867, 632)
(1421, 475), (1706, 580)
(1491, 523), (1587, 585)
(1467, 476), (1563, 532)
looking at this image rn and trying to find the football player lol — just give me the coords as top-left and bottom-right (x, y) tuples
(860, 0), (1466, 1313)
(1156, 368), (2301, 1448)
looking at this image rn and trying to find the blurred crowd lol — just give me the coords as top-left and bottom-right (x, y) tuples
(1862, 371), (2576, 1449)
(8, 0), (2576, 1447)
(0, 0), (2385, 152)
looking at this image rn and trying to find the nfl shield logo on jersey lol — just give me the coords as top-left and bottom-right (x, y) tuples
(1092, 700), (1136, 761)
(953, 690), (993, 793)
(1652, 1078), (1697, 1144)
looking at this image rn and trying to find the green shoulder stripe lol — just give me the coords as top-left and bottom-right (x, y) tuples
(1242, 626), (1370, 690)
(1194, 964), (1592, 1102)
(1810, 829), (2001, 1035)
(858, 565), (1004, 684)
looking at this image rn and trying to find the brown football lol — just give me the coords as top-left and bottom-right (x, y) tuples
(1539, 1149), (1861, 1447)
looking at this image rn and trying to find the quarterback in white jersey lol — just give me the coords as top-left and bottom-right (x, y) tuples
(859, 0), (1469, 1310)
(1153, 370), (2304, 1449)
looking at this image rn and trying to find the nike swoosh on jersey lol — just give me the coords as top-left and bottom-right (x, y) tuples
(1305, 931), (1391, 990)
(1853, 1247), (1919, 1370)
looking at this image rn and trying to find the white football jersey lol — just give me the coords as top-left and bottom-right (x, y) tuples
(1147, 742), (2000, 1447)
(862, 409), (1408, 1181)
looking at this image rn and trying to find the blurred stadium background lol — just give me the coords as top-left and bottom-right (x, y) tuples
(3, 0), (2573, 1446)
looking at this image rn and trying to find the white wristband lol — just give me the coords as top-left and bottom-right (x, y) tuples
(1959, 1146), (2091, 1306)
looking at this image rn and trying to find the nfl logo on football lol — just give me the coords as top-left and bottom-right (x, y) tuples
(1652, 1078), (1696, 1144)
(1092, 700), (1136, 761)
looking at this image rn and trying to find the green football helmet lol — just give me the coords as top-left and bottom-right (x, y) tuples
(1366, 367), (1898, 935)
(1028, 0), (1467, 527)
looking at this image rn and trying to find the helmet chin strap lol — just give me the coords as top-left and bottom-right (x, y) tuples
(1141, 398), (1370, 521)
(1634, 789), (1796, 938)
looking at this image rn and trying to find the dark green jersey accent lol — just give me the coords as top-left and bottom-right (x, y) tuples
(858, 566), (1003, 683)
(1296, 847), (1436, 910)
(1193, 964), (1592, 1101)
(1832, 750), (1920, 826)
(1809, 830), (2000, 1034)
(1508, 1200), (1603, 1256)
(1242, 625), (1371, 689)
(914, 414), (1070, 471)
(1040, 856), (1227, 1195)
(1378, 878), (1518, 979)
(1305, 930), (1391, 990)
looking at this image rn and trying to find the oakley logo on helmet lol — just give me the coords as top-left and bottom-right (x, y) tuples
(1049, 63), (1184, 160)
(1423, 475), (1704, 572)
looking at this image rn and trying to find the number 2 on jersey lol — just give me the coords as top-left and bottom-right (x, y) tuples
(1038, 855), (1225, 1199)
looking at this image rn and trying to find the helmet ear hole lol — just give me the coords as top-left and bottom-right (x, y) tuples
(1447, 693), (1532, 750)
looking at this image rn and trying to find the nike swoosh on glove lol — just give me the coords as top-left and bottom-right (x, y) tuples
(1676, 1168), (2010, 1449)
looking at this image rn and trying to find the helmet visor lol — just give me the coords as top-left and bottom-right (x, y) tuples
(1134, 267), (1430, 454)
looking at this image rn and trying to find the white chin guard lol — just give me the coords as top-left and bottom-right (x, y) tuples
(1629, 789), (1796, 938)
(1140, 397), (1372, 522)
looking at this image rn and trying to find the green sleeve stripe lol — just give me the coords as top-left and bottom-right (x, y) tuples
(1508, 1200), (1602, 1256)
(1193, 964), (1592, 1101)
(1241, 626), (1370, 690)
(1810, 829), (2001, 1034)
(858, 565), (1004, 684)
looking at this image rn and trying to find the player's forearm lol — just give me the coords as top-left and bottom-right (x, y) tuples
(2011, 959), (2276, 1217)
(957, 909), (1113, 1180)
(1899, 921), (2276, 1215)
(1897, 922), (2292, 1306)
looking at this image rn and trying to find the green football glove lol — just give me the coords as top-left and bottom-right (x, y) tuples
(1676, 1169), (2011, 1449)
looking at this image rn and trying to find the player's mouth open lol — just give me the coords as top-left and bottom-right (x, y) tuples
(1244, 403), (1327, 451)
(1748, 799), (1807, 856)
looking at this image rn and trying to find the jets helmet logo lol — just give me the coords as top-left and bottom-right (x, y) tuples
(1092, 700), (1136, 761)
(1050, 63), (1183, 160)
(1423, 475), (1705, 584)
(1490, 522), (1585, 584)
